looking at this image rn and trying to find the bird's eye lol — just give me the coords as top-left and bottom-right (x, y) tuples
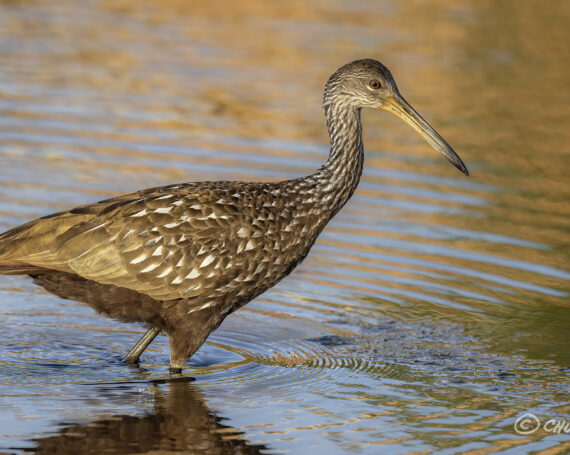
(369, 79), (381, 89)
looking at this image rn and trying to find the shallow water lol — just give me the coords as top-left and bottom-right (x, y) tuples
(0, 0), (569, 454)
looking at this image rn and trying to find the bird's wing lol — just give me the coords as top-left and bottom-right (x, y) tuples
(0, 184), (262, 301)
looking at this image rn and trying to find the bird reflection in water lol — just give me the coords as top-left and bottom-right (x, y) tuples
(28, 378), (269, 455)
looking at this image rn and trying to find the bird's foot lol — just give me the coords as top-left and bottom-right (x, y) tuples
(169, 366), (183, 375)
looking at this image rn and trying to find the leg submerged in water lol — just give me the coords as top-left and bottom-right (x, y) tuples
(123, 327), (161, 364)
(166, 305), (229, 373)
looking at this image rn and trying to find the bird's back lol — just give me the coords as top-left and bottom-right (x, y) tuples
(0, 179), (327, 316)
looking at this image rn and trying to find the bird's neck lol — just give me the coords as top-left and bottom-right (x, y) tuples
(311, 104), (364, 218)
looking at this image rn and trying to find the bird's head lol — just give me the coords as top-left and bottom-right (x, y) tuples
(324, 59), (469, 175)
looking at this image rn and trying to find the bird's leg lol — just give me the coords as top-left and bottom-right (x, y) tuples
(123, 327), (161, 364)
(168, 329), (203, 374)
(168, 322), (221, 373)
(165, 304), (229, 374)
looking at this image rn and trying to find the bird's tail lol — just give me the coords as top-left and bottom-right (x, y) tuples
(0, 261), (51, 275)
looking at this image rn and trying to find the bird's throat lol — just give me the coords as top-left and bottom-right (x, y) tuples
(315, 105), (364, 218)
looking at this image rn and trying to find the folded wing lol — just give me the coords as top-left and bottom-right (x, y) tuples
(0, 185), (248, 302)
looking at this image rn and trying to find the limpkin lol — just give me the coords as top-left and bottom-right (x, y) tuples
(0, 59), (468, 372)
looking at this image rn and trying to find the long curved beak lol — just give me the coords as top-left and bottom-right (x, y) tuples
(381, 94), (469, 176)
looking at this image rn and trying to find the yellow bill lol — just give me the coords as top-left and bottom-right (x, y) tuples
(381, 94), (469, 176)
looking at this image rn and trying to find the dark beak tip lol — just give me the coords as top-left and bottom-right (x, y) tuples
(450, 155), (469, 176)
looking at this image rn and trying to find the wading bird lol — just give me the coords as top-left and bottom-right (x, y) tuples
(0, 59), (468, 372)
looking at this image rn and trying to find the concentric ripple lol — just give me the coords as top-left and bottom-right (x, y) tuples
(192, 327), (408, 391)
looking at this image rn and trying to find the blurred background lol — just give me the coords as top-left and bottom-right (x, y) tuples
(0, 1), (568, 454)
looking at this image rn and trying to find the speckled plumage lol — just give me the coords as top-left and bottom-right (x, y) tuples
(0, 59), (468, 371)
